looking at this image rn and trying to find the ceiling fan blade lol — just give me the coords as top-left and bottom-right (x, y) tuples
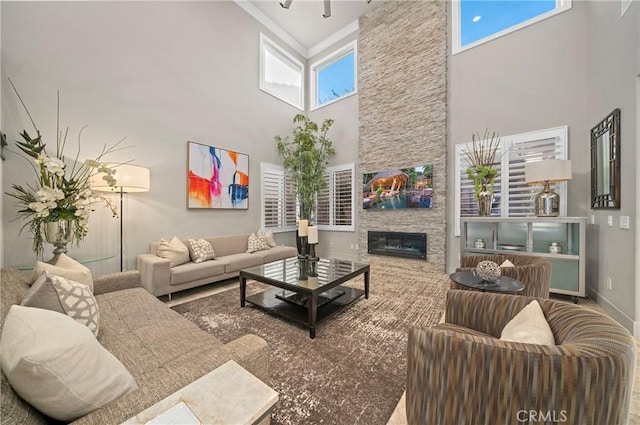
(280, 0), (292, 9)
(322, 0), (331, 18)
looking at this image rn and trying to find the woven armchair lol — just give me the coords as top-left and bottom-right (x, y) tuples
(454, 254), (551, 298)
(406, 290), (636, 425)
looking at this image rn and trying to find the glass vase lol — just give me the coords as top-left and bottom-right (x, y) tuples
(476, 182), (494, 217)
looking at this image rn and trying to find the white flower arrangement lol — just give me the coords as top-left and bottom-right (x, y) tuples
(6, 79), (128, 256)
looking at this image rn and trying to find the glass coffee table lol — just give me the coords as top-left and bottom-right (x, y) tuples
(240, 257), (370, 339)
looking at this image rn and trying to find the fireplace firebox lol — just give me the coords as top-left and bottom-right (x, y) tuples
(367, 231), (427, 260)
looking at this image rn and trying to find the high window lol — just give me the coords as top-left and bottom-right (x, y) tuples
(452, 0), (572, 54)
(310, 41), (357, 110)
(454, 127), (568, 236)
(259, 34), (304, 110)
(261, 162), (355, 232)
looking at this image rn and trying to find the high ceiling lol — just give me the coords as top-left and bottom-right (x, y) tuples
(248, 0), (384, 52)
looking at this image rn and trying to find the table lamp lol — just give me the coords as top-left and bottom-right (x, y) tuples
(524, 159), (572, 217)
(92, 164), (150, 271)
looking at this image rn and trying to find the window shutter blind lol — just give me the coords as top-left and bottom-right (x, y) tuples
(333, 168), (353, 226)
(261, 164), (297, 231)
(454, 127), (568, 236)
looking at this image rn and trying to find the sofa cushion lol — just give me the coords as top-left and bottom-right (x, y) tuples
(170, 261), (227, 286)
(216, 253), (263, 274)
(500, 300), (555, 345)
(21, 272), (100, 336)
(0, 305), (137, 421)
(187, 238), (216, 263)
(157, 237), (191, 267)
(207, 234), (250, 257)
(250, 246), (298, 263)
(32, 253), (93, 292)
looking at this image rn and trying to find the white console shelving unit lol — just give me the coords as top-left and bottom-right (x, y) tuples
(460, 217), (586, 301)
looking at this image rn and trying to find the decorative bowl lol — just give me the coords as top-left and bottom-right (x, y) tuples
(475, 260), (501, 282)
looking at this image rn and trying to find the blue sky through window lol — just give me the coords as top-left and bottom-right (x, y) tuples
(460, 0), (557, 47)
(317, 52), (355, 106)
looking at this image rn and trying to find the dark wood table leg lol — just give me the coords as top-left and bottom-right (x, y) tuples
(240, 275), (246, 307)
(308, 293), (318, 339)
(364, 269), (370, 299)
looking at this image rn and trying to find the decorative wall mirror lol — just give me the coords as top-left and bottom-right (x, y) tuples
(590, 108), (621, 209)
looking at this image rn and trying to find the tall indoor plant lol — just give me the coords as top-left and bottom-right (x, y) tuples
(275, 114), (335, 222)
(461, 129), (501, 216)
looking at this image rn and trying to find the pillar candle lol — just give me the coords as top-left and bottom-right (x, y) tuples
(308, 226), (318, 244)
(298, 219), (308, 236)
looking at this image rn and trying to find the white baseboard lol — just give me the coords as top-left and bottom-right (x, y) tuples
(587, 287), (638, 336)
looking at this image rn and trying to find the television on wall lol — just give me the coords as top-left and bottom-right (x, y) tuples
(363, 165), (433, 210)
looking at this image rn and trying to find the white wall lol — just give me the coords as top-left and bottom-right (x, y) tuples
(586, 0), (639, 330)
(1, 1), (301, 273)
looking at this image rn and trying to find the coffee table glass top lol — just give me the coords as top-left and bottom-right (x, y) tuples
(241, 257), (368, 291)
(449, 271), (525, 293)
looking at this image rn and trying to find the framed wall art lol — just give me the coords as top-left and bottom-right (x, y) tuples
(187, 141), (249, 209)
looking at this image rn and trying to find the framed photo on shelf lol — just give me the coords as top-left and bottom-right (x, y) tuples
(187, 141), (249, 209)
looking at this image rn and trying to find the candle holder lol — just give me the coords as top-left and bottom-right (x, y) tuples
(308, 243), (319, 277)
(297, 235), (308, 259)
(298, 257), (308, 280)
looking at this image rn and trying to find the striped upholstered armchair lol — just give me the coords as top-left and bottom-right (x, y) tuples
(406, 290), (636, 425)
(454, 254), (551, 298)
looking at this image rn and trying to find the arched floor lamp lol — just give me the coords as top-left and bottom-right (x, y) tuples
(92, 164), (150, 271)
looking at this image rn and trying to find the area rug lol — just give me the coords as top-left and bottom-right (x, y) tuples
(172, 263), (450, 425)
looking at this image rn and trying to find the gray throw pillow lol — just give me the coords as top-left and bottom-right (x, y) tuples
(21, 272), (100, 337)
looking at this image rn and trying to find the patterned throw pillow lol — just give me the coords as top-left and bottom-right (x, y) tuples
(258, 229), (277, 248)
(21, 272), (100, 337)
(247, 233), (270, 253)
(187, 238), (215, 263)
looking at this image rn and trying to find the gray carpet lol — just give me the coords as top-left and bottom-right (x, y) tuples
(172, 263), (449, 425)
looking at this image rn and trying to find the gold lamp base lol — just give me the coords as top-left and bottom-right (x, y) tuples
(534, 181), (560, 217)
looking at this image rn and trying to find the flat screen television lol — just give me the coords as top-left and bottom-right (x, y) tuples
(363, 165), (433, 210)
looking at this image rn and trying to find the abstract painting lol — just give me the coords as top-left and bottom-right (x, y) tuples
(187, 141), (249, 209)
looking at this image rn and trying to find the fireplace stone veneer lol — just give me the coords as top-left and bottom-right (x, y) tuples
(367, 231), (427, 260)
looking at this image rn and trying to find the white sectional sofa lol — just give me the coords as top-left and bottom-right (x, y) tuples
(137, 234), (297, 299)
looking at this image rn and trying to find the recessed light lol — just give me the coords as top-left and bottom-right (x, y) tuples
(472, 15), (482, 23)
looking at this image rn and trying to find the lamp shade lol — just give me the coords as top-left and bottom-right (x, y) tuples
(91, 164), (150, 193)
(524, 159), (572, 185)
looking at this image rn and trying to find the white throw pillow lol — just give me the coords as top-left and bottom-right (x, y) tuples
(157, 236), (191, 267)
(258, 229), (277, 248)
(0, 305), (138, 421)
(500, 259), (515, 268)
(32, 253), (93, 292)
(21, 272), (100, 337)
(187, 238), (215, 263)
(247, 233), (270, 253)
(500, 300), (555, 345)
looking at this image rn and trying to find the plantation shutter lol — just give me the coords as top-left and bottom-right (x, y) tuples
(317, 163), (355, 231)
(504, 129), (567, 217)
(455, 127), (568, 236)
(261, 163), (297, 231)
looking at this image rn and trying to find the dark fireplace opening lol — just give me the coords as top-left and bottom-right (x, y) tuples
(368, 231), (427, 260)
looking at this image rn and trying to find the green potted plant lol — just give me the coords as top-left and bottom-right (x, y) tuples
(275, 114), (335, 222)
(461, 129), (501, 216)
